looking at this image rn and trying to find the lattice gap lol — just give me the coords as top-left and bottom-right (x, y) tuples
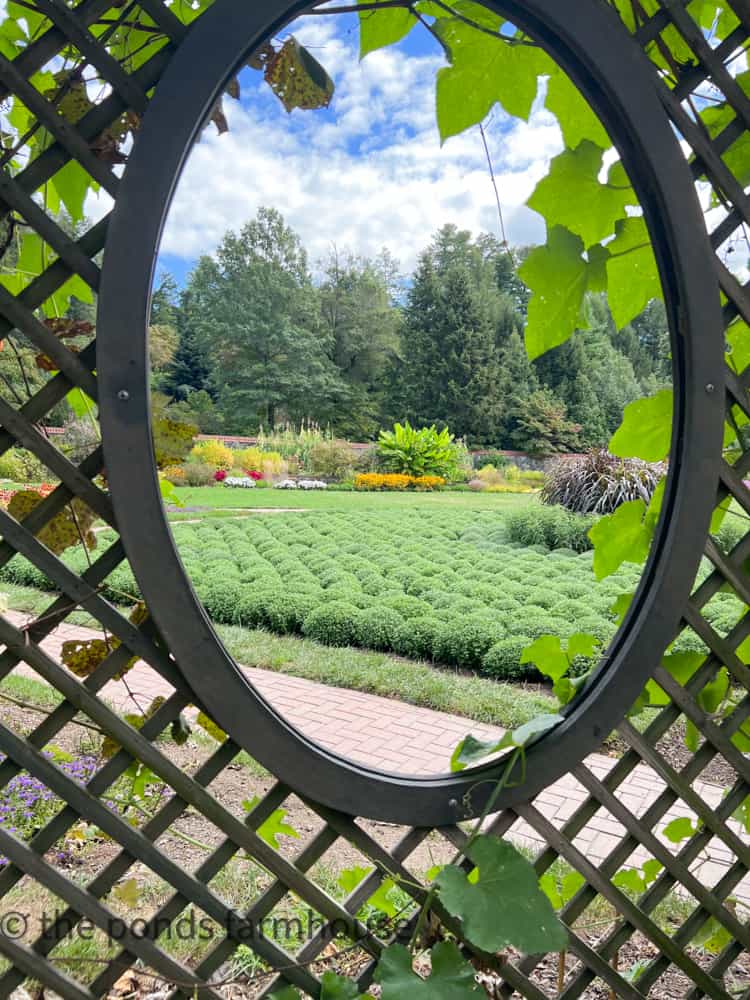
(0, 0), (744, 996)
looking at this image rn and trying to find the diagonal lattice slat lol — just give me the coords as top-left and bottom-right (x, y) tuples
(0, 0), (744, 997)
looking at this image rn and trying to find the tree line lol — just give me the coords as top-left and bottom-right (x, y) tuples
(151, 206), (670, 454)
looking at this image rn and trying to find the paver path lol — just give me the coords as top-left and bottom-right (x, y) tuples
(4, 610), (748, 900)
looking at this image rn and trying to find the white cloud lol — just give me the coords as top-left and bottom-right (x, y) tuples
(92, 13), (565, 276)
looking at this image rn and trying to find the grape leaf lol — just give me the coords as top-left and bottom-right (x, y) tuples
(644, 652), (705, 707)
(697, 667), (729, 714)
(8, 491), (97, 556)
(51, 160), (93, 224)
(520, 635), (568, 682)
(196, 711), (226, 742)
(567, 633), (600, 660)
(375, 941), (481, 999)
(540, 869), (584, 910)
(732, 795), (750, 834)
(587, 242), (610, 293)
(725, 319), (750, 375)
(519, 226), (590, 360)
(337, 865), (371, 894)
(159, 477), (184, 508)
(511, 713), (564, 747)
(606, 216), (661, 329)
(112, 878), (140, 907)
(527, 142), (633, 248)
(61, 637), (110, 678)
(359, 0), (417, 58)
(450, 731), (513, 770)
(710, 494), (732, 534)
(435, 835), (567, 953)
(684, 718), (700, 752)
(450, 713), (562, 770)
(553, 671), (590, 707)
(321, 971), (373, 999)
(612, 859), (662, 894)
(663, 817), (696, 843)
(435, 18), (548, 141)
(545, 65), (611, 150)
(692, 917), (733, 955)
(611, 868), (646, 894)
(368, 878), (399, 917)
(242, 795), (299, 848)
(588, 499), (651, 580)
(265, 37), (334, 113)
(67, 387), (97, 420)
(609, 388), (672, 462)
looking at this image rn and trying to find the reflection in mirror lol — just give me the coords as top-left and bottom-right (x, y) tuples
(142, 4), (673, 776)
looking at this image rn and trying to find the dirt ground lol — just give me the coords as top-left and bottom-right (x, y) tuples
(0, 694), (747, 999)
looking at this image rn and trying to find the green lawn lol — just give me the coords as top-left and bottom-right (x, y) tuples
(167, 485), (536, 513)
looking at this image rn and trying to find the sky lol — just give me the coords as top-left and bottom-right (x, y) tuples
(89, 10), (564, 286)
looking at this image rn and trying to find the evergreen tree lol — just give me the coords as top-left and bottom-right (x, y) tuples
(319, 249), (401, 437)
(150, 272), (179, 327)
(511, 388), (581, 455)
(563, 371), (608, 447)
(496, 329), (538, 445)
(395, 258), (503, 442)
(194, 207), (347, 429)
(162, 257), (217, 400)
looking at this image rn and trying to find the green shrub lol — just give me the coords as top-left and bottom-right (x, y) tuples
(182, 462), (216, 487)
(0, 556), (51, 589)
(517, 613), (564, 640)
(670, 629), (709, 655)
(443, 617), (505, 669)
(236, 589), (283, 629)
(353, 607), (404, 651)
(381, 594), (431, 619)
(527, 589), (558, 610)
(482, 637), (539, 681)
(393, 617), (444, 660)
(308, 440), (356, 480)
(505, 504), (595, 552)
(200, 580), (243, 623)
(0, 449), (27, 481)
(715, 516), (745, 555)
(473, 451), (509, 469)
(302, 602), (360, 646)
(557, 580), (591, 599)
(15, 449), (50, 482)
(265, 593), (318, 633)
(140, 507), (628, 670)
(421, 589), (452, 610)
(377, 421), (458, 478)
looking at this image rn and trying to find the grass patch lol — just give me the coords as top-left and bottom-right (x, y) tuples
(3, 584), (554, 729)
(0, 670), (64, 711)
(168, 486), (535, 512)
(217, 623), (555, 727)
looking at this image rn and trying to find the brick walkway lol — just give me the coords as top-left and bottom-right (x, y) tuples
(4, 611), (748, 901)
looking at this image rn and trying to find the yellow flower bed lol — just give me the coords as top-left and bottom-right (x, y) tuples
(354, 473), (445, 491)
(189, 440), (234, 470)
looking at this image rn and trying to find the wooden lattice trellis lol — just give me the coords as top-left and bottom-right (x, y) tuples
(0, 0), (746, 997)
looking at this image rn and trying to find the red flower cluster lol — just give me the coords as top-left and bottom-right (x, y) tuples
(245, 469), (264, 481)
(214, 469), (227, 482)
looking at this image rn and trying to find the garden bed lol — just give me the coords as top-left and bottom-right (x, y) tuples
(0, 508), (640, 681)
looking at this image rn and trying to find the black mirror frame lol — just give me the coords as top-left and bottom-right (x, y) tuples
(97, 0), (724, 825)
